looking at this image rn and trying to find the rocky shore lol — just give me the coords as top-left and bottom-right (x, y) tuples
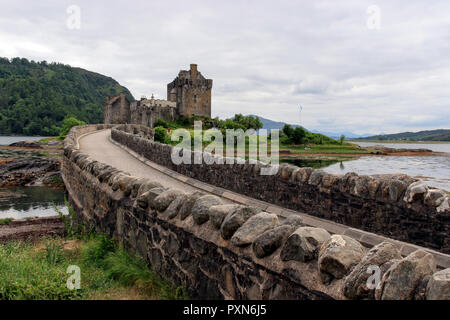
(0, 139), (64, 188)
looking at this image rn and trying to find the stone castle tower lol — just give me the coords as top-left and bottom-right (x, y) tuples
(104, 64), (212, 125)
(167, 64), (212, 118)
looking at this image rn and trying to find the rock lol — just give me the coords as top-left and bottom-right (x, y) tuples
(252, 225), (295, 258)
(230, 212), (279, 247)
(137, 180), (164, 197)
(426, 268), (450, 300)
(280, 227), (331, 262)
(191, 195), (223, 225)
(136, 187), (166, 209)
(375, 249), (436, 300)
(308, 170), (326, 186)
(152, 189), (185, 212)
(280, 164), (296, 180)
(281, 215), (304, 227)
(209, 204), (240, 229)
(9, 140), (42, 148)
(179, 191), (205, 220)
(318, 235), (365, 283)
(403, 182), (428, 203)
(165, 194), (188, 219)
(424, 189), (447, 207)
(343, 241), (402, 299)
(293, 167), (313, 184)
(437, 196), (449, 213)
(220, 206), (262, 240)
(118, 175), (136, 193)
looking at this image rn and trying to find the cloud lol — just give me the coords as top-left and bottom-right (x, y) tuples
(0, 0), (449, 134)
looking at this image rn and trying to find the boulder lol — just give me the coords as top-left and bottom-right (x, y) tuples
(191, 195), (223, 225)
(343, 241), (402, 299)
(318, 235), (365, 283)
(136, 187), (166, 209)
(294, 167), (313, 184)
(152, 189), (185, 212)
(375, 249), (436, 300)
(403, 182), (428, 203)
(137, 180), (164, 197)
(280, 227), (330, 262)
(281, 215), (304, 227)
(165, 194), (188, 219)
(179, 191), (205, 220)
(209, 204), (241, 229)
(220, 206), (262, 240)
(308, 170), (326, 186)
(230, 212), (279, 247)
(426, 268), (450, 300)
(424, 189), (447, 207)
(252, 225), (295, 258)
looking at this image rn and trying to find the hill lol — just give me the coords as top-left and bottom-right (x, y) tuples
(250, 115), (365, 139)
(0, 57), (134, 135)
(356, 129), (450, 141)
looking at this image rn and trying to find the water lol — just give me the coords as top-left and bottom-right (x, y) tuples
(0, 136), (47, 146)
(352, 141), (450, 153)
(323, 155), (450, 191)
(0, 186), (68, 220)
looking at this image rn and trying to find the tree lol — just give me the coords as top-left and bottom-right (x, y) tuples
(59, 117), (86, 137)
(282, 124), (294, 138)
(292, 126), (306, 144)
(340, 134), (345, 145)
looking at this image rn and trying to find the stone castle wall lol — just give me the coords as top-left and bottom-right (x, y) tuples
(62, 124), (450, 300)
(111, 124), (450, 253)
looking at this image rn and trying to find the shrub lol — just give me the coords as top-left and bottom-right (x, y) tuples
(154, 126), (168, 143)
(154, 119), (169, 128)
(59, 117), (86, 137)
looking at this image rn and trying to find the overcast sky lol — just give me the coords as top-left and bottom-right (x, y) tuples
(1, 0), (449, 134)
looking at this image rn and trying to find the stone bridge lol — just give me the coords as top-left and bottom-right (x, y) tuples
(62, 124), (450, 300)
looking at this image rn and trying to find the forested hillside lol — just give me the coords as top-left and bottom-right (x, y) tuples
(357, 129), (450, 141)
(0, 57), (134, 135)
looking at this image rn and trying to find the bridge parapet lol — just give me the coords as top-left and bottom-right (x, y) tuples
(61, 125), (450, 300)
(110, 125), (450, 253)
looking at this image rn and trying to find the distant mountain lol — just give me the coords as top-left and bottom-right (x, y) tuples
(0, 57), (134, 135)
(250, 115), (364, 139)
(356, 129), (450, 142)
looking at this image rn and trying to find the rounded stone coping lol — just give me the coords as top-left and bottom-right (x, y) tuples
(64, 125), (450, 270)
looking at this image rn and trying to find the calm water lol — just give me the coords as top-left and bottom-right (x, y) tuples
(323, 155), (450, 191)
(353, 141), (450, 153)
(0, 186), (68, 220)
(0, 136), (47, 145)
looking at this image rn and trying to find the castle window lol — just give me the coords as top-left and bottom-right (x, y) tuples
(194, 95), (197, 103)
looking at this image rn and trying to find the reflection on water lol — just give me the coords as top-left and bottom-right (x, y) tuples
(353, 141), (450, 153)
(324, 155), (450, 191)
(0, 186), (68, 219)
(282, 158), (340, 169)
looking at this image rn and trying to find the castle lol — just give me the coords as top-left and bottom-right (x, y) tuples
(104, 64), (212, 127)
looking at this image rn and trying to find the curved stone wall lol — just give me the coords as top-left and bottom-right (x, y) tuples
(111, 124), (450, 253)
(62, 125), (449, 300)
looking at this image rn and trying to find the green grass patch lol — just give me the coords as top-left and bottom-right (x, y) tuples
(0, 218), (13, 225)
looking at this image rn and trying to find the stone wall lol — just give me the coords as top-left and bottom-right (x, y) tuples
(62, 125), (450, 300)
(111, 124), (450, 253)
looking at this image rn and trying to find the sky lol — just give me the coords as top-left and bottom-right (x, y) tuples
(0, 0), (449, 135)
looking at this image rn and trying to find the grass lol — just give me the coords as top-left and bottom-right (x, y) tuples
(0, 218), (13, 225)
(0, 234), (187, 300)
(280, 143), (371, 154)
(0, 201), (187, 300)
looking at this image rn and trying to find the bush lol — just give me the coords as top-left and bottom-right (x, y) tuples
(154, 126), (168, 143)
(154, 119), (169, 128)
(292, 126), (306, 144)
(59, 117), (86, 137)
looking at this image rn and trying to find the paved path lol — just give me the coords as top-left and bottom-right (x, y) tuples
(78, 129), (450, 268)
(80, 129), (198, 192)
